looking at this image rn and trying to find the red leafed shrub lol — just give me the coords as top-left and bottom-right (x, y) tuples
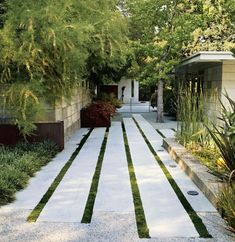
(81, 101), (116, 127)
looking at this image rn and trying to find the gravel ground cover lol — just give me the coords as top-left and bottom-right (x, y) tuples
(0, 113), (235, 241)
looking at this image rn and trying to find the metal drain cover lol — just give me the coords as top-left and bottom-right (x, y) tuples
(187, 191), (199, 196)
(169, 164), (177, 168)
(157, 149), (164, 152)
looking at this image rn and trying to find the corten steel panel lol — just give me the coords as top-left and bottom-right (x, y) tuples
(0, 121), (64, 151)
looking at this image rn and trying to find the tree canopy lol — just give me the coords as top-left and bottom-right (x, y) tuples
(125, 0), (235, 121)
(0, 0), (129, 135)
(0, 0), (235, 132)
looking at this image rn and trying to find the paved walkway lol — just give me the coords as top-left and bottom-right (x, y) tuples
(124, 117), (198, 237)
(94, 122), (134, 212)
(0, 115), (234, 242)
(38, 128), (106, 222)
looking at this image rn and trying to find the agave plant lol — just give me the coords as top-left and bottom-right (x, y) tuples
(207, 92), (235, 181)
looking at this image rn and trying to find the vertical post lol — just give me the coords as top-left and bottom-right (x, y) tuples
(157, 79), (164, 122)
(130, 98), (132, 113)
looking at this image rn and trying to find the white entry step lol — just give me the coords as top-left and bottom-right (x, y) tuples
(5, 128), (90, 210)
(94, 122), (134, 212)
(133, 114), (216, 213)
(124, 117), (199, 238)
(38, 128), (106, 223)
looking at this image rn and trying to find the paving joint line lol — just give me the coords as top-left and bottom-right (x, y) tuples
(81, 128), (109, 223)
(156, 129), (166, 138)
(132, 117), (212, 238)
(121, 122), (150, 239)
(27, 129), (93, 222)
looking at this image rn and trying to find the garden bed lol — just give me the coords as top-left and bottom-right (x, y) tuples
(0, 141), (59, 206)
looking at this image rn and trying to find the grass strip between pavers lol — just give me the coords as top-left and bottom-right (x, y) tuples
(156, 129), (166, 138)
(122, 122), (150, 238)
(133, 118), (212, 238)
(27, 129), (93, 222)
(81, 128), (109, 223)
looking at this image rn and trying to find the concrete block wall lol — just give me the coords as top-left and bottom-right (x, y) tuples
(40, 87), (91, 141)
(203, 64), (222, 122)
(221, 61), (235, 108)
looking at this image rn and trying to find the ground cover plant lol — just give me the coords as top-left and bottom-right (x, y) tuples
(0, 141), (58, 205)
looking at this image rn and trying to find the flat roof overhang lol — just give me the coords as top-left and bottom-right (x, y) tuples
(176, 51), (235, 74)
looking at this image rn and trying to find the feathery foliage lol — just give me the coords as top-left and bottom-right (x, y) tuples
(0, 0), (129, 136)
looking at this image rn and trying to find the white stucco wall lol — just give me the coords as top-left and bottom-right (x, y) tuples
(118, 78), (139, 103)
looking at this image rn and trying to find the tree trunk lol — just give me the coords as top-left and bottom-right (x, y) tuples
(157, 80), (164, 122)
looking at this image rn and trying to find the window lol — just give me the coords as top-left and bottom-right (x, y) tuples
(131, 80), (134, 97)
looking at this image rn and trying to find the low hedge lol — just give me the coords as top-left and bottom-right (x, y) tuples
(0, 141), (58, 205)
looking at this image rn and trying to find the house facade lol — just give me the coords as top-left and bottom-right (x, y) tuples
(100, 77), (139, 103)
(176, 51), (235, 121)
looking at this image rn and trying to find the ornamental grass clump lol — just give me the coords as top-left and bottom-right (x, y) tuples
(176, 82), (214, 147)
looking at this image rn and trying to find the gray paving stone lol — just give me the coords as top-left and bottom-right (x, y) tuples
(38, 128), (106, 223)
(94, 122), (134, 212)
(124, 117), (199, 238)
(4, 128), (89, 210)
(158, 129), (175, 138)
(133, 114), (216, 213)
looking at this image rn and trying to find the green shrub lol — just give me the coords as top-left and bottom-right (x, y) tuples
(12, 154), (40, 177)
(189, 143), (220, 168)
(0, 141), (58, 205)
(218, 184), (235, 232)
(0, 165), (28, 190)
(81, 101), (116, 128)
(0, 178), (16, 205)
(97, 92), (122, 108)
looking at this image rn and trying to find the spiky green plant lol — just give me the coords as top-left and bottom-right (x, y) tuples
(176, 82), (215, 147)
(207, 92), (235, 181)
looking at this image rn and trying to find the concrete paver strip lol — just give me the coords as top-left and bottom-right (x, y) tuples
(123, 117), (199, 238)
(158, 129), (175, 138)
(133, 114), (217, 213)
(38, 128), (106, 223)
(94, 122), (134, 212)
(4, 128), (90, 210)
